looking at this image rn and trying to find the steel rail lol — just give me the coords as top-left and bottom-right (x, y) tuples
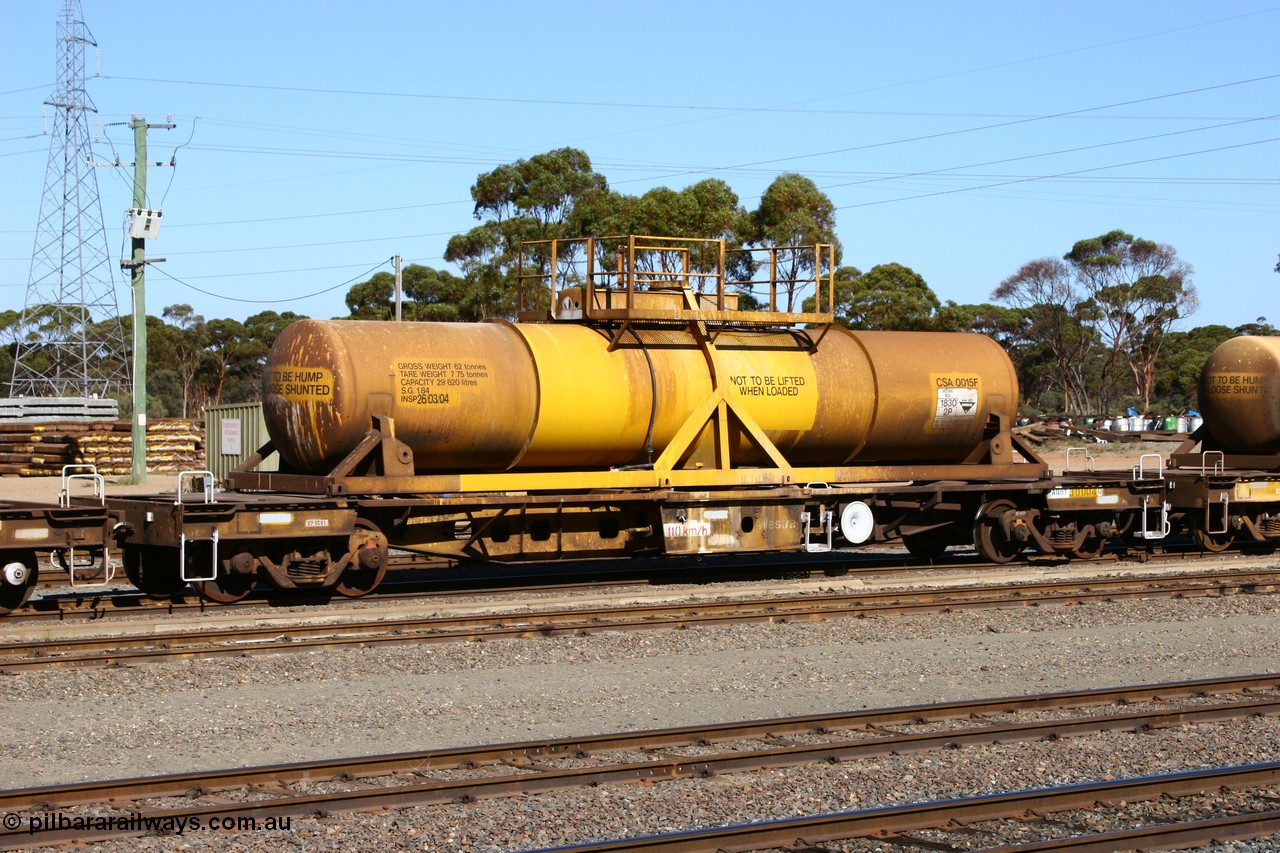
(1, 568), (1278, 672)
(16, 568), (656, 624)
(978, 809), (1280, 851)
(15, 558), (907, 624)
(4, 673), (1277, 812)
(6, 689), (1279, 812)
(525, 763), (1280, 852)
(2, 680), (1279, 849)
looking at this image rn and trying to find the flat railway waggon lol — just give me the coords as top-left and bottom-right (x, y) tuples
(2, 236), (1277, 611)
(0, 468), (116, 614)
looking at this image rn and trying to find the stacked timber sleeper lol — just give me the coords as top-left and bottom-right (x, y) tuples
(0, 420), (203, 477)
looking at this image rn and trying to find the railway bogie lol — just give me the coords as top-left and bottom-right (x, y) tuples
(1165, 469), (1280, 553)
(107, 493), (388, 603)
(0, 487), (115, 614)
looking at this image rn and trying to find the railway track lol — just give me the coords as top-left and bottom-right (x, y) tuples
(17, 530), (1269, 625)
(15, 575), (653, 625)
(2, 674), (1278, 850)
(14, 549), (910, 623)
(542, 766), (1280, 852)
(1, 565), (1278, 671)
(10, 539), (1266, 628)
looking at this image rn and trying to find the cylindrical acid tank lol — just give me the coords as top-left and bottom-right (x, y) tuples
(261, 319), (1019, 473)
(1198, 336), (1280, 454)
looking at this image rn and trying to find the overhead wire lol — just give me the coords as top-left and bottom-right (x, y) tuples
(97, 6), (1280, 119)
(166, 199), (470, 229)
(609, 72), (1280, 188)
(146, 70), (1280, 175)
(6, 8), (1275, 305)
(101, 72), (1280, 234)
(521, 8), (1280, 153)
(149, 258), (391, 304)
(157, 117), (199, 209)
(839, 135), (1280, 210)
(172, 230), (458, 255)
(815, 112), (1280, 197)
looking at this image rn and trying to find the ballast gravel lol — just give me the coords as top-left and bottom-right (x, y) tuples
(3, 588), (1280, 851)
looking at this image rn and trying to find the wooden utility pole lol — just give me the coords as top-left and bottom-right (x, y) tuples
(394, 255), (403, 321)
(118, 115), (174, 484)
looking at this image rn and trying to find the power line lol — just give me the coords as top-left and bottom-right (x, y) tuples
(783, 7), (1280, 107)
(0, 84), (54, 96)
(166, 199), (471, 228)
(611, 72), (1280, 187)
(168, 231), (457, 256)
(95, 5), (1280, 119)
(838, 135), (1280, 209)
(816, 112), (1280, 196)
(150, 258), (390, 303)
(525, 9), (1280, 162)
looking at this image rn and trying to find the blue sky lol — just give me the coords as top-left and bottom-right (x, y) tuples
(2, 1), (1277, 330)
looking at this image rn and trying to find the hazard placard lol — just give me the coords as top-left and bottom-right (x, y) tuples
(930, 374), (980, 429)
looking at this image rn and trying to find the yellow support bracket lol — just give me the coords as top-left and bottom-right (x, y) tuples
(651, 383), (793, 475)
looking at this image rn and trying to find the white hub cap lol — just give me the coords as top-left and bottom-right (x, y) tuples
(2, 561), (29, 587)
(839, 501), (875, 544)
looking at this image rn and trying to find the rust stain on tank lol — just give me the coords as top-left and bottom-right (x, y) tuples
(1199, 336), (1280, 454)
(262, 318), (1021, 474)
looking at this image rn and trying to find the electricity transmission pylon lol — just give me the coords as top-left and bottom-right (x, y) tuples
(9, 0), (129, 399)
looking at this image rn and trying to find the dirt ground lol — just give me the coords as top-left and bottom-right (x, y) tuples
(1031, 438), (1180, 475)
(0, 472), (183, 504)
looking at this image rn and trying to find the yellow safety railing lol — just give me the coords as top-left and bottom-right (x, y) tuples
(516, 235), (835, 325)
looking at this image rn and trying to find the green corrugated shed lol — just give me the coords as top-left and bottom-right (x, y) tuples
(203, 402), (278, 482)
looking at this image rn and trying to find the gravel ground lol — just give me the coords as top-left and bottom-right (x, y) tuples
(2, 587), (1279, 851)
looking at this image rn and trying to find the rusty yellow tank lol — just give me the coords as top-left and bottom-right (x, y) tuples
(1198, 336), (1280, 454)
(262, 319), (1019, 473)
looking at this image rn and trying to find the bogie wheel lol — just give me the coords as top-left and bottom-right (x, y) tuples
(123, 545), (188, 598)
(974, 499), (1024, 564)
(0, 551), (38, 615)
(1192, 521), (1234, 553)
(192, 573), (256, 604)
(336, 519), (388, 598)
(1072, 535), (1106, 560)
(1075, 532), (1105, 558)
(903, 530), (949, 561)
(1071, 522), (1107, 560)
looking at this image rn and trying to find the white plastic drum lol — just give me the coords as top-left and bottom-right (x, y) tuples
(839, 501), (876, 544)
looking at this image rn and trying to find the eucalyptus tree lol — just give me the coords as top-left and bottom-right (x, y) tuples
(1064, 230), (1197, 410)
(1154, 324), (1235, 408)
(445, 148), (610, 318)
(740, 174), (840, 311)
(837, 263), (939, 331)
(153, 305), (209, 417)
(596, 179), (747, 289)
(992, 257), (1098, 414)
(344, 266), (470, 321)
